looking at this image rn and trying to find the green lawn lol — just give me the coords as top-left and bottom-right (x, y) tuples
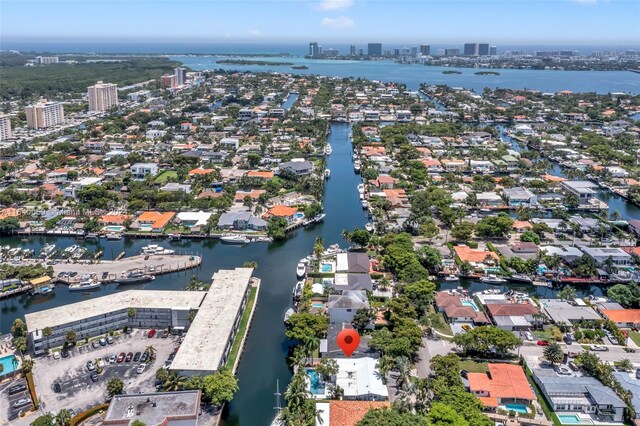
(532, 330), (552, 341)
(629, 331), (640, 346)
(225, 286), (258, 370)
(154, 171), (178, 184)
(458, 359), (489, 373)
(427, 306), (453, 337)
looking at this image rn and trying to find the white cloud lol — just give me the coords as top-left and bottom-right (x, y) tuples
(248, 29), (261, 36)
(318, 0), (354, 10)
(320, 16), (354, 29)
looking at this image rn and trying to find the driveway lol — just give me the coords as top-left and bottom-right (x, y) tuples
(416, 336), (455, 378)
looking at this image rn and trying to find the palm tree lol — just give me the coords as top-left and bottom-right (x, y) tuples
(163, 371), (186, 391)
(610, 210), (621, 222)
(56, 409), (72, 426)
(128, 308), (137, 320)
(313, 237), (325, 262)
(186, 276), (204, 291)
(303, 335), (320, 365)
(43, 327), (53, 350)
(393, 356), (412, 392)
(22, 359), (34, 373)
(65, 330), (77, 346)
(145, 345), (157, 360)
(558, 286), (577, 302)
(412, 377), (430, 414)
(341, 229), (352, 245)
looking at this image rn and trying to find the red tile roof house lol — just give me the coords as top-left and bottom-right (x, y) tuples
(600, 309), (640, 328)
(485, 303), (539, 331)
(468, 363), (536, 411)
(435, 291), (490, 325)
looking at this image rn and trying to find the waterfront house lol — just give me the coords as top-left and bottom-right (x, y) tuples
(315, 401), (390, 426)
(133, 211), (176, 232)
(600, 309), (640, 328)
(336, 253), (370, 274)
(263, 205), (298, 224)
(217, 211), (267, 231)
(175, 211), (212, 229)
(503, 187), (538, 207)
(538, 299), (601, 326)
(435, 291), (490, 325)
(561, 181), (597, 204)
(279, 160), (313, 176)
(321, 323), (378, 359)
(539, 246), (584, 263)
(468, 364), (536, 411)
(453, 245), (499, 267)
(580, 247), (632, 266)
(612, 372), (640, 420)
(331, 273), (373, 293)
(476, 192), (505, 208)
(334, 357), (388, 401)
(486, 303), (539, 331)
(327, 291), (369, 324)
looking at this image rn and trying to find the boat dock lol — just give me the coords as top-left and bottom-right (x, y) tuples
(52, 254), (202, 285)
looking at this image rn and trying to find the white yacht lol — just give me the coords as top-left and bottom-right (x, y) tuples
(444, 275), (459, 282)
(324, 144), (332, 155)
(480, 274), (507, 284)
(220, 234), (250, 244)
(324, 169), (331, 179)
(296, 263), (306, 278)
(69, 279), (101, 291)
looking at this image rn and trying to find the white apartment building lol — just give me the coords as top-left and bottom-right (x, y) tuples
(0, 114), (12, 141)
(36, 56), (59, 65)
(88, 81), (119, 112)
(25, 100), (65, 129)
(174, 67), (187, 85)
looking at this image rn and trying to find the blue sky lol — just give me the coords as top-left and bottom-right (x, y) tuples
(1, 0), (639, 46)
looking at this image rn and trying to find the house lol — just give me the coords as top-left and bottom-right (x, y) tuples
(219, 137), (240, 150)
(612, 372), (640, 419)
(539, 246), (584, 263)
(628, 219), (640, 237)
(279, 160), (313, 176)
(468, 364), (536, 410)
(238, 108), (253, 121)
(331, 273), (373, 293)
(217, 211), (267, 231)
(476, 192), (504, 208)
(600, 309), (640, 328)
(133, 211), (175, 232)
(335, 253), (370, 274)
(532, 368), (625, 423)
(234, 189), (266, 203)
(486, 303), (539, 331)
(160, 183), (192, 194)
(99, 214), (130, 227)
(539, 299), (601, 325)
(103, 390), (201, 426)
(175, 211), (212, 228)
(146, 129), (167, 139)
(334, 357), (388, 400)
(580, 247), (632, 266)
(130, 163), (158, 179)
(434, 291), (490, 324)
(263, 205), (298, 224)
(320, 323), (378, 359)
(63, 177), (103, 199)
(514, 124), (533, 135)
(246, 170), (275, 180)
(561, 181), (597, 204)
(315, 401), (390, 426)
(453, 245), (499, 266)
(503, 187), (538, 207)
(327, 291), (369, 324)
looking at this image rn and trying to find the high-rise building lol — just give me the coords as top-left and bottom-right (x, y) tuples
(350, 45), (356, 56)
(174, 67), (187, 85)
(445, 48), (460, 57)
(323, 48), (339, 57)
(87, 81), (118, 112)
(0, 114), (12, 141)
(35, 56), (59, 65)
(489, 46), (497, 56)
(420, 44), (431, 56)
(464, 43), (479, 56)
(25, 100), (65, 129)
(478, 43), (490, 56)
(367, 43), (382, 57)
(358, 48), (364, 56)
(410, 47), (418, 56)
(162, 74), (178, 88)
(393, 48), (400, 57)
(309, 42), (320, 58)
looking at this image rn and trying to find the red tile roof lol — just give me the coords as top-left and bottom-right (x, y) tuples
(601, 309), (640, 324)
(468, 364), (535, 402)
(327, 400), (390, 426)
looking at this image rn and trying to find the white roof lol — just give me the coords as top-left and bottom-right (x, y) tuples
(315, 402), (330, 426)
(335, 357), (388, 399)
(176, 211), (212, 226)
(336, 253), (349, 273)
(334, 273), (349, 286)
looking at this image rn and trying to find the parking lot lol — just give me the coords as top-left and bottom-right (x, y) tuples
(0, 379), (33, 423)
(32, 329), (181, 417)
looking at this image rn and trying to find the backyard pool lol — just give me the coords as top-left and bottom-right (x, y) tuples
(461, 300), (479, 311)
(321, 263), (333, 273)
(305, 368), (326, 395)
(103, 225), (124, 232)
(0, 354), (19, 377)
(504, 403), (529, 414)
(558, 414), (593, 425)
(312, 302), (324, 309)
(295, 212), (304, 219)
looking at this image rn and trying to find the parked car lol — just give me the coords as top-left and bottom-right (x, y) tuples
(125, 352), (133, 362)
(137, 364), (147, 374)
(53, 382), (62, 393)
(461, 324), (471, 332)
(590, 344), (608, 352)
(148, 329), (156, 338)
(61, 349), (69, 358)
(460, 370), (468, 379)
(90, 373), (99, 382)
(106, 335), (114, 344)
(569, 361), (579, 371)
(524, 332), (533, 341)
(133, 352), (142, 362)
(13, 398), (31, 409)
(91, 341), (100, 349)
(86, 360), (96, 371)
(53, 351), (61, 360)
(555, 365), (572, 375)
(635, 369), (640, 379)
(140, 352), (149, 363)
(8, 384), (27, 395)
(109, 355), (117, 363)
(99, 338), (107, 347)
(537, 340), (550, 346)
(564, 333), (574, 344)
(117, 352), (125, 363)
(96, 358), (105, 368)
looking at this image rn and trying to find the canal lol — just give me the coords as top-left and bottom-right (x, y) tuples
(0, 122), (365, 426)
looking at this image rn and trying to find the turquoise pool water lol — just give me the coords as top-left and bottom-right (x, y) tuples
(558, 414), (591, 425)
(295, 212), (304, 219)
(0, 355), (19, 376)
(321, 263), (333, 273)
(504, 403), (528, 414)
(104, 225), (124, 232)
(312, 302), (324, 308)
(461, 300), (479, 311)
(306, 368), (325, 395)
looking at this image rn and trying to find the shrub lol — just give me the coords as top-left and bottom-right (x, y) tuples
(70, 403), (110, 426)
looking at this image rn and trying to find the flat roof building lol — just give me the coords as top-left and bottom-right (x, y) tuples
(26, 100), (65, 129)
(103, 390), (201, 425)
(0, 114), (12, 141)
(88, 80), (118, 112)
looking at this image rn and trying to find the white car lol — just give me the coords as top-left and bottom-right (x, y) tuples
(136, 364), (146, 374)
(53, 351), (61, 360)
(525, 332), (533, 341)
(590, 344), (608, 352)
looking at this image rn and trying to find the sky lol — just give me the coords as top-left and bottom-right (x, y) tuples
(1, 0), (639, 48)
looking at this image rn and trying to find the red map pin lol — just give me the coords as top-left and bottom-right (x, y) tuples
(337, 329), (360, 358)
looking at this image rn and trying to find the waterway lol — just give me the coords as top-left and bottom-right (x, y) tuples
(0, 123), (366, 426)
(175, 55), (640, 94)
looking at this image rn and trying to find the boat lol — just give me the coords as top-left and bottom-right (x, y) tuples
(69, 279), (102, 291)
(141, 244), (176, 254)
(283, 308), (295, 324)
(296, 263), (306, 278)
(292, 280), (304, 300)
(509, 274), (533, 284)
(220, 234), (250, 244)
(362, 200), (369, 209)
(354, 161), (361, 173)
(444, 275), (459, 282)
(324, 169), (331, 179)
(364, 222), (374, 232)
(168, 233), (182, 240)
(106, 233), (122, 240)
(324, 144), (332, 155)
(271, 380), (283, 426)
(313, 213), (326, 223)
(115, 271), (155, 285)
(480, 274), (507, 284)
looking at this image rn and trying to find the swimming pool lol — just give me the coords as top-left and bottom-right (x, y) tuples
(504, 403), (528, 414)
(103, 225), (124, 232)
(0, 355), (19, 377)
(557, 414), (592, 425)
(305, 368), (325, 395)
(321, 263), (333, 273)
(312, 302), (324, 309)
(295, 212), (304, 219)
(461, 300), (479, 311)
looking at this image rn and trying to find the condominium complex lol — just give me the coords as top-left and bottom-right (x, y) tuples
(367, 43), (382, 57)
(87, 81), (118, 112)
(0, 114), (12, 141)
(35, 56), (59, 65)
(25, 100), (65, 129)
(162, 74), (177, 88)
(174, 67), (187, 85)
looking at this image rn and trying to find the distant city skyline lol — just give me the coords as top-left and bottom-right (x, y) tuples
(2, 0), (639, 46)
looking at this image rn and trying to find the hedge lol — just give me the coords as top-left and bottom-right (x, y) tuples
(25, 371), (39, 410)
(70, 403), (110, 426)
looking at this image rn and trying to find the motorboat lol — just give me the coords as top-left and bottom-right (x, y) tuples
(480, 274), (507, 284)
(509, 274), (533, 284)
(141, 244), (175, 255)
(354, 161), (361, 173)
(296, 263), (306, 278)
(69, 279), (101, 291)
(220, 234), (250, 244)
(362, 200), (369, 209)
(106, 233), (122, 240)
(444, 275), (459, 282)
(364, 223), (374, 232)
(313, 213), (326, 223)
(357, 183), (365, 194)
(284, 308), (295, 323)
(324, 169), (331, 179)
(324, 144), (332, 155)
(115, 271), (155, 285)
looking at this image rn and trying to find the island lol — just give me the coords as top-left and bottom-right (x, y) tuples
(291, 65), (309, 70)
(442, 70), (463, 74)
(475, 71), (501, 75)
(216, 59), (294, 66)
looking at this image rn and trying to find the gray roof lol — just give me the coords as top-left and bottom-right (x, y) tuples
(348, 252), (370, 274)
(539, 299), (601, 324)
(504, 187), (535, 199)
(613, 372), (640, 415)
(104, 390), (200, 424)
(534, 369), (625, 408)
(280, 161), (312, 172)
(327, 290), (369, 310)
(321, 323), (378, 359)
